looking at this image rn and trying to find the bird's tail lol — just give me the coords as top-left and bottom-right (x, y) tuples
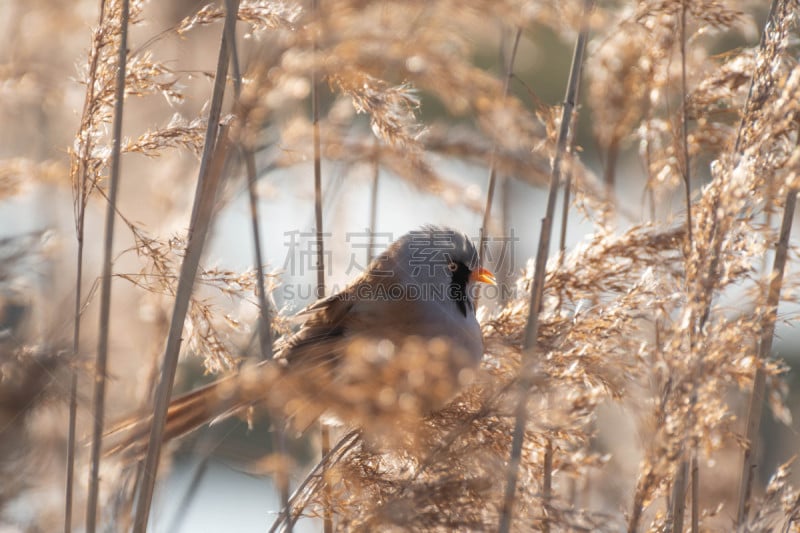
(104, 361), (282, 458)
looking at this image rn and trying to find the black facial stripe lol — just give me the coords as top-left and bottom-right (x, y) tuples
(448, 261), (472, 317)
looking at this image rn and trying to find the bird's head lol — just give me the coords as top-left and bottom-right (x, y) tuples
(374, 225), (495, 316)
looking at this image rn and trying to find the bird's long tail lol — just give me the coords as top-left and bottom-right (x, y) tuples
(104, 361), (282, 458)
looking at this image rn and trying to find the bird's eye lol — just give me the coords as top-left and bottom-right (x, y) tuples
(447, 262), (458, 272)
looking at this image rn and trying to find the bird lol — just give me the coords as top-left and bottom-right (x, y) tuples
(106, 225), (495, 456)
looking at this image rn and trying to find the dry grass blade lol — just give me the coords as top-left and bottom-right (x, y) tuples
(85, 1), (129, 531)
(368, 136), (380, 263)
(223, 0), (272, 362)
(189, 6), (234, 232)
(223, 0), (286, 518)
(479, 26), (521, 266)
(64, 370), (78, 533)
(736, 188), (797, 524)
(225, 0), (272, 359)
(131, 5), (239, 528)
(309, 1), (331, 531)
(269, 430), (362, 533)
(670, 2), (696, 530)
(66, 1), (111, 527)
(499, 5), (592, 531)
(132, 125), (233, 532)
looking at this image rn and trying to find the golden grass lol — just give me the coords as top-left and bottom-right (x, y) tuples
(0, 0), (799, 531)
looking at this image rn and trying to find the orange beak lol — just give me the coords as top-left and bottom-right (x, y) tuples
(470, 267), (496, 285)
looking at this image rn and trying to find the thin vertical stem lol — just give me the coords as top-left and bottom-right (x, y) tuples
(311, 3), (325, 302)
(542, 439), (553, 533)
(189, 7), (232, 232)
(368, 138), (380, 263)
(497, 7), (590, 532)
(736, 187), (797, 524)
(320, 427), (332, 532)
(671, 1), (696, 530)
(223, 0), (288, 518)
(85, 1), (129, 530)
(132, 5), (239, 529)
(489, 28), (522, 308)
(679, 0), (693, 252)
(731, 4), (785, 524)
(243, 138), (274, 360)
(498, 176), (511, 305)
(557, 0), (591, 261)
(670, 458), (688, 533)
(223, 0), (271, 362)
(557, 141), (574, 257)
(732, 0), (780, 156)
(133, 125), (232, 533)
(603, 139), (618, 190)
(67, 2), (109, 528)
(479, 27), (521, 267)
(557, 1), (589, 260)
(310, 1), (332, 532)
(690, 454), (699, 531)
(65, 368), (78, 533)
(548, 5), (591, 527)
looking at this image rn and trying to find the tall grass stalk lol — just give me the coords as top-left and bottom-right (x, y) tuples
(736, 187), (797, 524)
(550, 3), (592, 524)
(726, 26), (787, 528)
(85, 1), (129, 531)
(132, 122), (233, 531)
(66, 0), (109, 527)
(309, 2), (331, 532)
(479, 26), (521, 267)
(367, 137), (380, 263)
(223, 0), (288, 518)
(223, 0), (272, 361)
(498, 7), (591, 530)
(131, 5), (240, 526)
(670, 1), (697, 530)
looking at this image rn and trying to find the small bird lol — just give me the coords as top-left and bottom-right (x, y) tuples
(107, 225), (494, 455)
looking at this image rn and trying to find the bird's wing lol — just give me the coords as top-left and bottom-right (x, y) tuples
(278, 289), (356, 368)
